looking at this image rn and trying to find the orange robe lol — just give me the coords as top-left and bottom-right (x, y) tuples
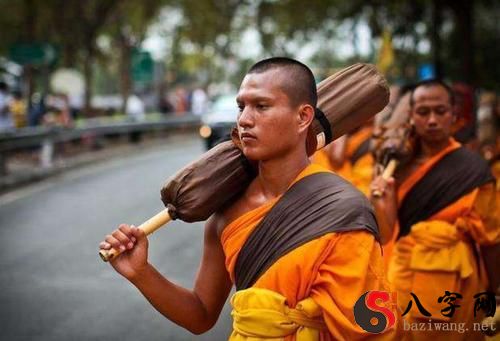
(386, 139), (500, 340)
(221, 164), (398, 340)
(350, 153), (375, 197)
(312, 126), (374, 196)
(492, 160), (500, 188)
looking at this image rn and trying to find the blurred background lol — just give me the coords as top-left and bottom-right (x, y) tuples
(0, 0), (499, 128)
(0, 0), (499, 340)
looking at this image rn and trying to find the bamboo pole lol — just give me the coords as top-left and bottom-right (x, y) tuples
(99, 209), (172, 262)
(372, 159), (398, 198)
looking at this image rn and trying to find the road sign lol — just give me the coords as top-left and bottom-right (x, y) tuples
(9, 43), (57, 66)
(131, 49), (153, 84)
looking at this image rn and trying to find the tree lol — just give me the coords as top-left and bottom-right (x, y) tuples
(165, 0), (246, 87)
(0, 0), (55, 107)
(105, 0), (168, 113)
(253, 0), (500, 89)
(0, 0), (121, 115)
(66, 0), (120, 116)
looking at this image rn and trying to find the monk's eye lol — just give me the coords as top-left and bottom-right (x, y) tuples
(256, 104), (269, 111)
(237, 104), (244, 113)
(415, 108), (430, 116)
(434, 106), (450, 115)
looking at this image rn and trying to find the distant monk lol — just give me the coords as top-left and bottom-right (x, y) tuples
(371, 79), (499, 340)
(312, 121), (374, 196)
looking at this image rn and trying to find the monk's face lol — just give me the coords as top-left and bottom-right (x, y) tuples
(236, 69), (305, 161)
(410, 85), (454, 144)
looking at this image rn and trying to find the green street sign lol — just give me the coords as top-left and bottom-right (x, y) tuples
(9, 43), (57, 66)
(131, 49), (153, 83)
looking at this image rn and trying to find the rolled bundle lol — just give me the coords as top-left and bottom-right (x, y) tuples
(371, 92), (415, 169)
(161, 140), (255, 222)
(161, 63), (389, 222)
(307, 63), (390, 154)
(384, 92), (411, 128)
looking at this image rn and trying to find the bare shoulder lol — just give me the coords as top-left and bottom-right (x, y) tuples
(208, 179), (264, 239)
(204, 211), (227, 242)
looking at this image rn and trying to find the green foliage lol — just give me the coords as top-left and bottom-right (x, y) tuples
(179, 0), (242, 51)
(1, 0), (499, 96)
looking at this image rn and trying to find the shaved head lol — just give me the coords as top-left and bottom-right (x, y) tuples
(409, 79), (455, 108)
(247, 57), (317, 108)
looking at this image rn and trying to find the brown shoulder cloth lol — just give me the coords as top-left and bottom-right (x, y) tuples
(234, 172), (379, 290)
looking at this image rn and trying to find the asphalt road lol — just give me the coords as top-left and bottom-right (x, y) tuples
(0, 133), (233, 340)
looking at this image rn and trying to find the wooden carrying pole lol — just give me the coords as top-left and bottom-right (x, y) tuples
(372, 159), (398, 198)
(99, 209), (172, 262)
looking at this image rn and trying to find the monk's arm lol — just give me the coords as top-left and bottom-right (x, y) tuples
(481, 243), (500, 294)
(370, 175), (397, 244)
(130, 216), (232, 334)
(464, 182), (500, 293)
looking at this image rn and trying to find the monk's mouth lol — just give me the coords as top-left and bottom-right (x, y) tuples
(241, 134), (257, 142)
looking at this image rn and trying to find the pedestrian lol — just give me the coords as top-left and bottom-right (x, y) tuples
(191, 86), (208, 116)
(10, 90), (27, 128)
(0, 81), (13, 131)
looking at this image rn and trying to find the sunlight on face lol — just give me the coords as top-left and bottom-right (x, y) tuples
(236, 70), (301, 161)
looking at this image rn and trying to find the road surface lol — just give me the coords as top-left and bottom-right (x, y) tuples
(0, 133), (233, 340)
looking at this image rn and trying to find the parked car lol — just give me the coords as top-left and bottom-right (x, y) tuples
(199, 93), (237, 150)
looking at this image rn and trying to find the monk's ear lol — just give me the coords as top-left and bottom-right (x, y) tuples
(408, 110), (416, 123)
(297, 104), (314, 133)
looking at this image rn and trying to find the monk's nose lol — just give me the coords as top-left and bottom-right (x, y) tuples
(427, 113), (438, 126)
(238, 107), (254, 129)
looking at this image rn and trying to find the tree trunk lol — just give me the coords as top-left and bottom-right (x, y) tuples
(24, 0), (36, 110)
(83, 47), (94, 117)
(23, 65), (34, 113)
(453, 0), (474, 84)
(63, 44), (77, 68)
(119, 40), (132, 115)
(431, 1), (443, 79)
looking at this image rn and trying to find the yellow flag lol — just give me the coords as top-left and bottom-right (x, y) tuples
(377, 30), (395, 74)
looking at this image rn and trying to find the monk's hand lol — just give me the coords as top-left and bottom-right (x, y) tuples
(99, 224), (149, 280)
(370, 175), (395, 199)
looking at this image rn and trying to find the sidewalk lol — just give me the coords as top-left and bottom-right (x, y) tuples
(0, 131), (199, 194)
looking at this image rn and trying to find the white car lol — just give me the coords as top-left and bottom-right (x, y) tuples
(199, 94), (238, 149)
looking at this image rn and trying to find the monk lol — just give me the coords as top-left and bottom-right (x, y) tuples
(312, 121), (375, 196)
(347, 122), (377, 196)
(100, 57), (398, 339)
(370, 79), (500, 340)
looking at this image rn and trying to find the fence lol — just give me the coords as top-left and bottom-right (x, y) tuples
(0, 114), (201, 175)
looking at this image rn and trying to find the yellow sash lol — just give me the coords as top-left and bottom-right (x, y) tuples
(229, 287), (326, 340)
(409, 220), (474, 279)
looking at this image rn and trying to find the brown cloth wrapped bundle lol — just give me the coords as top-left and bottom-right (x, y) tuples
(307, 63), (390, 154)
(161, 140), (256, 222)
(384, 92), (411, 128)
(161, 63), (389, 222)
(371, 92), (415, 172)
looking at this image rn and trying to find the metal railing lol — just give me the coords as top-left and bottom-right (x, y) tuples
(0, 114), (201, 175)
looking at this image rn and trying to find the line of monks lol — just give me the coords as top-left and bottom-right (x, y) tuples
(100, 58), (498, 340)
(312, 80), (500, 340)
